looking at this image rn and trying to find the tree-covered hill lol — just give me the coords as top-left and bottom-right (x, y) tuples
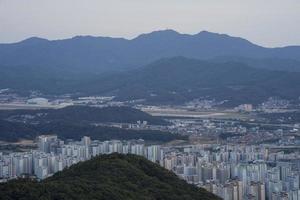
(0, 119), (38, 141)
(0, 30), (300, 107)
(0, 120), (184, 142)
(85, 57), (300, 106)
(0, 154), (220, 200)
(44, 106), (169, 125)
(0, 106), (168, 125)
(0, 106), (179, 142)
(2, 56), (300, 106)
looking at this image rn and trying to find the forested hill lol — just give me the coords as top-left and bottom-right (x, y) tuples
(1, 57), (300, 106)
(0, 106), (168, 125)
(0, 30), (300, 107)
(0, 119), (183, 142)
(84, 57), (300, 106)
(0, 106), (177, 142)
(0, 154), (220, 200)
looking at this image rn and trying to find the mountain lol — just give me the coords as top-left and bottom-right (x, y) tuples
(0, 30), (300, 74)
(77, 57), (300, 106)
(1, 30), (300, 105)
(1, 56), (300, 106)
(0, 154), (220, 200)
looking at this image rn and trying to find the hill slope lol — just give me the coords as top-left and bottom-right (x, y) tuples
(0, 154), (220, 200)
(82, 57), (300, 106)
(1, 57), (300, 106)
(0, 30), (300, 98)
(0, 119), (38, 141)
(0, 106), (168, 125)
(0, 106), (177, 142)
(0, 119), (182, 142)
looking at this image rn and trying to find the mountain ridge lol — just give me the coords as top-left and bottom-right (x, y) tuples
(0, 29), (299, 74)
(1, 57), (300, 106)
(7, 30), (295, 49)
(81, 57), (300, 106)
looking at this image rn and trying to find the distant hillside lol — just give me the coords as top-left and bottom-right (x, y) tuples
(1, 57), (300, 106)
(0, 30), (300, 103)
(0, 106), (178, 142)
(45, 106), (169, 125)
(82, 57), (300, 106)
(2, 57), (300, 106)
(0, 120), (182, 143)
(0, 154), (220, 200)
(36, 121), (183, 143)
(0, 120), (38, 141)
(0, 106), (168, 125)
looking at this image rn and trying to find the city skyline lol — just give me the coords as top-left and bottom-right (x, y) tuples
(2, 134), (300, 199)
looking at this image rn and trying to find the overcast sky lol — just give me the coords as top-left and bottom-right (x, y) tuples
(0, 0), (299, 47)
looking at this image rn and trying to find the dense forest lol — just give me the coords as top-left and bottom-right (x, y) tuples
(0, 106), (168, 125)
(0, 106), (181, 142)
(0, 154), (220, 200)
(89, 57), (300, 106)
(0, 120), (183, 142)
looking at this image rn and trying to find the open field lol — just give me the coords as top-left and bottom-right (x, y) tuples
(141, 107), (252, 120)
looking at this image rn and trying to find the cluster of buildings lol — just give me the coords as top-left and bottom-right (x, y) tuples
(234, 97), (294, 113)
(164, 145), (300, 200)
(169, 117), (300, 145)
(1, 135), (300, 200)
(0, 135), (161, 180)
(234, 104), (253, 112)
(259, 97), (291, 112)
(0, 90), (119, 109)
(185, 99), (225, 109)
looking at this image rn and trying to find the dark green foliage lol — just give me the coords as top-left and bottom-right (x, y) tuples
(0, 154), (220, 200)
(0, 106), (168, 125)
(86, 57), (300, 106)
(0, 106), (180, 142)
(0, 120), (39, 141)
(43, 106), (169, 125)
(0, 120), (183, 142)
(35, 121), (184, 142)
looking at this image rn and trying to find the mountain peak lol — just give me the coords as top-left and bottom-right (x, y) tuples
(196, 30), (224, 36)
(133, 29), (181, 40)
(19, 37), (49, 45)
(195, 30), (243, 40)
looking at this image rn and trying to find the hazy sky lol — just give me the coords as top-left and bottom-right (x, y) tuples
(0, 0), (299, 47)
